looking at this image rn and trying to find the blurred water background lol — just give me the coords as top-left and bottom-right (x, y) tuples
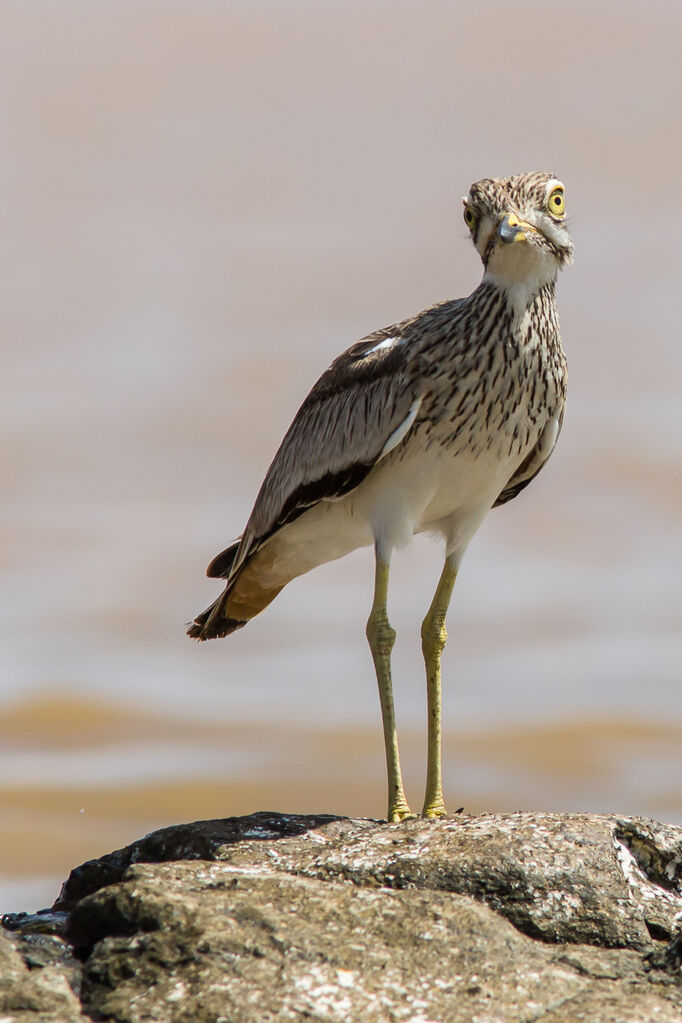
(1, 0), (680, 913)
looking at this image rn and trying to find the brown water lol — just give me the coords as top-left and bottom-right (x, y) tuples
(1, 1), (681, 912)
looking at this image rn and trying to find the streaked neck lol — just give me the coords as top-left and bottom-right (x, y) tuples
(481, 269), (557, 321)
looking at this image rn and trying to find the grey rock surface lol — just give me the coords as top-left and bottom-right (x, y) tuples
(0, 926), (86, 1022)
(2, 811), (682, 1022)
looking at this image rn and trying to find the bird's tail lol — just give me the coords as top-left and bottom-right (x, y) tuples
(187, 590), (248, 640)
(187, 539), (246, 640)
(187, 538), (284, 641)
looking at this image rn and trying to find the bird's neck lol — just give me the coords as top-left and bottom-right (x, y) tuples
(479, 271), (557, 326)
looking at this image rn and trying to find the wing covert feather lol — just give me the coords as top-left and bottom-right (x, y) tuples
(240, 331), (418, 555)
(494, 410), (564, 507)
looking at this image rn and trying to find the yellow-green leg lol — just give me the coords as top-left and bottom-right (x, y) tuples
(421, 557), (458, 819)
(366, 550), (412, 822)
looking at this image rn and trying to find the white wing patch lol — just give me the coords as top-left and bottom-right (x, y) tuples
(377, 396), (422, 461)
(364, 336), (398, 356)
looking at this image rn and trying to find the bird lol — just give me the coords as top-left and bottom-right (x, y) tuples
(188, 171), (573, 823)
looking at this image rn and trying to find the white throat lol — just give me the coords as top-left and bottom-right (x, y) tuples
(483, 245), (557, 318)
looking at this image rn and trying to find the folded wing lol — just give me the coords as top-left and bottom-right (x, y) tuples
(494, 411), (564, 507)
(221, 329), (421, 579)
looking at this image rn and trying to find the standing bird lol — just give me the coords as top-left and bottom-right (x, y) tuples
(189, 172), (573, 823)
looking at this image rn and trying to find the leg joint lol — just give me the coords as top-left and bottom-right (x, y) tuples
(421, 612), (447, 655)
(366, 610), (396, 656)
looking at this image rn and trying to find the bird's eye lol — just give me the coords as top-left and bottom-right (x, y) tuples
(548, 189), (565, 218)
(463, 205), (477, 230)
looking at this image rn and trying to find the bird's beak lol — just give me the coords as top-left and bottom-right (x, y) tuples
(498, 213), (534, 245)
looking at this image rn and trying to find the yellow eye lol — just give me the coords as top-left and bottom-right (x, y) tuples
(548, 189), (565, 218)
(463, 204), (477, 230)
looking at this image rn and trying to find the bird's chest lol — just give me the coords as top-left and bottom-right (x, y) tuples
(420, 323), (566, 464)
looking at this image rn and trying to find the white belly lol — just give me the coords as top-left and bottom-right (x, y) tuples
(353, 442), (519, 560)
(262, 437), (524, 586)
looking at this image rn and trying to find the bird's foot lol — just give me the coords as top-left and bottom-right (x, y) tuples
(387, 798), (416, 823)
(421, 798), (447, 820)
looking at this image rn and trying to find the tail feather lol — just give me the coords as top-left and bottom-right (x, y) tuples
(188, 539), (284, 641)
(206, 539), (241, 579)
(187, 591), (247, 641)
(188, 538), (246, 640)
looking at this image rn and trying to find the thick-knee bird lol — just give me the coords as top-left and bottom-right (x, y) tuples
(189, 171), (573, 822)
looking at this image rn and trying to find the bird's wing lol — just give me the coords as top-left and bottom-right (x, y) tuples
(222, 330), (420, 578)
(493, 409), (564, 507)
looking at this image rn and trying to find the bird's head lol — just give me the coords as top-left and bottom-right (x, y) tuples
(463, 172), (574, 293)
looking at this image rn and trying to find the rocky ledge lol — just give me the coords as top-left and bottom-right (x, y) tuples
(2, 811), (682, 1022)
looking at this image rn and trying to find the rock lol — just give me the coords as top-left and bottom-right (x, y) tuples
(54, 812), (343, 911)
(2, 811), (682, 1022)
(0, 926), (86, 1022)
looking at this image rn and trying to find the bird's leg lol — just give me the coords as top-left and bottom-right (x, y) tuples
(421, 557), (458, 819)
(366, 551), (412, 822)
